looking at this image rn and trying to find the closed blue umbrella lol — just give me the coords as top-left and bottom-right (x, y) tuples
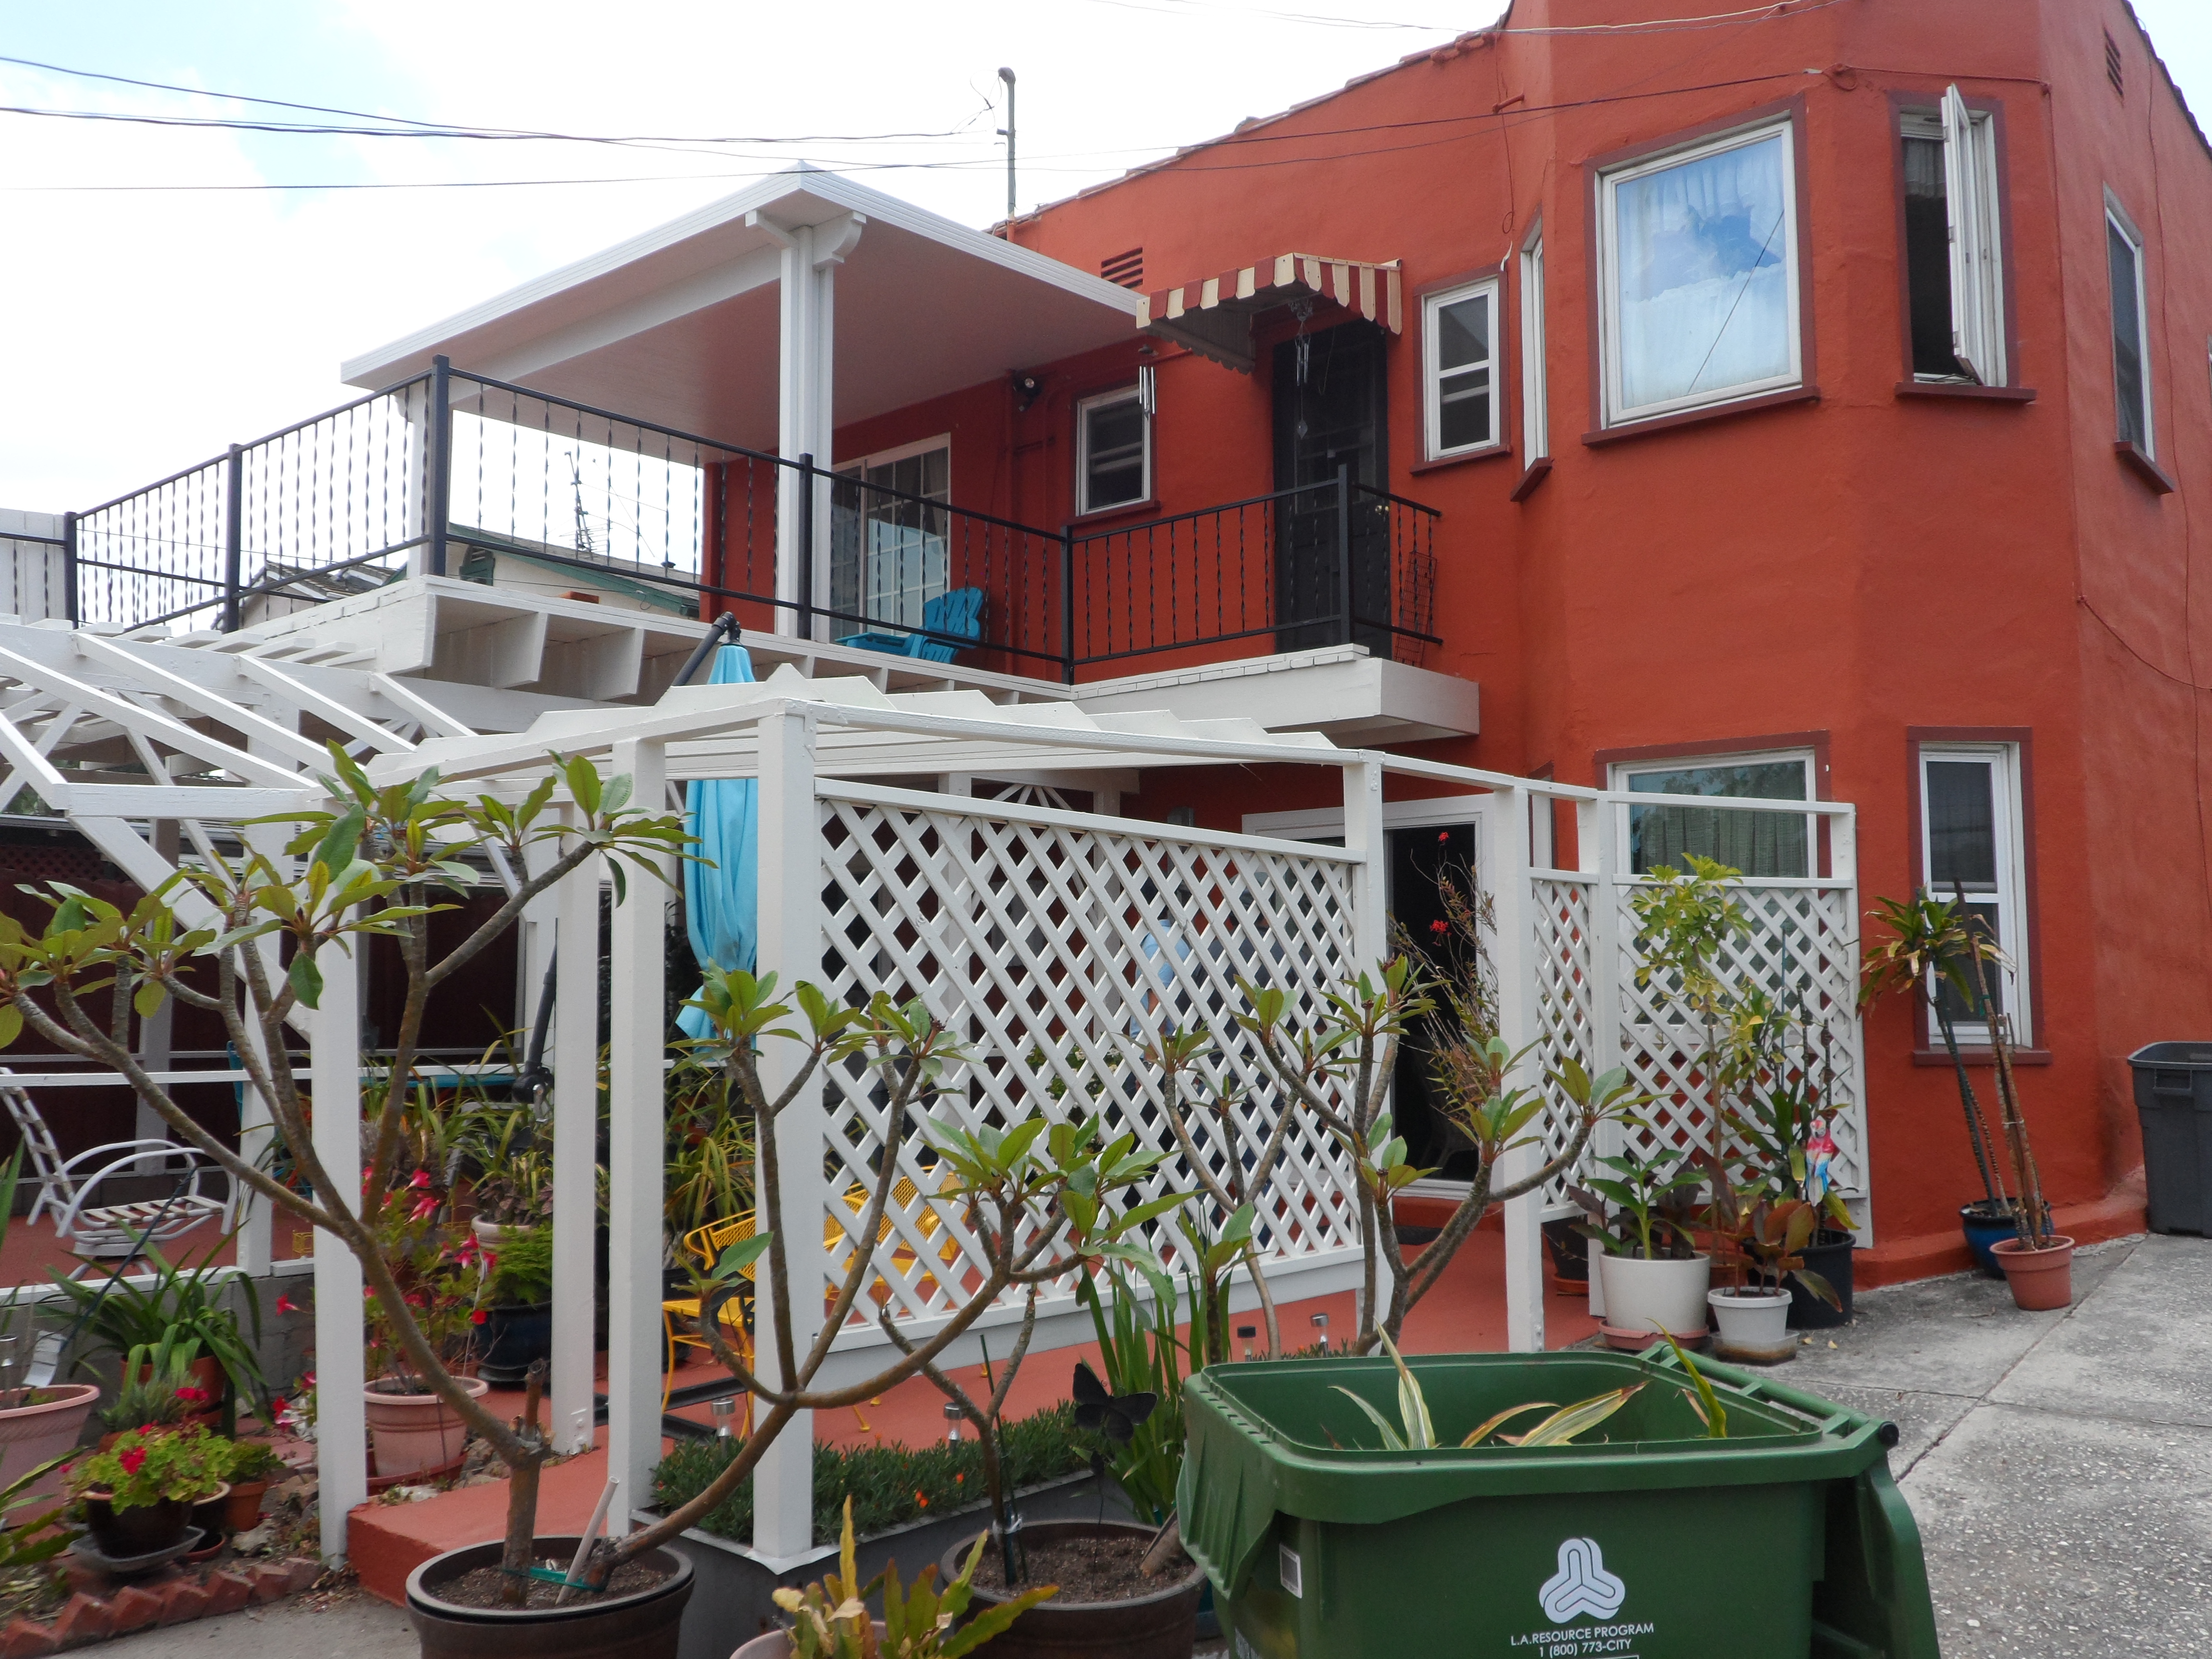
(677, 644), (758, 1038)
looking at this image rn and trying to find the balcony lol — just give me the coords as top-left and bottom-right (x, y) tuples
(65, 364), (1444, 685)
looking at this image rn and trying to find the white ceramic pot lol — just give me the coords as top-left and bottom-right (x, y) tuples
(733, 1623), (885, 1659)
(470, 1218), (509, 1250)
(1707, 1286), (1792, 1348)
(1587, 1238), (1607, 1319)
(364, 1376), (489, 1478)
(1597, 1253), (1710, 1338)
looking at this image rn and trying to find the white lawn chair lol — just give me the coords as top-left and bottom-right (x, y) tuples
(0, 1069), (237, 1275)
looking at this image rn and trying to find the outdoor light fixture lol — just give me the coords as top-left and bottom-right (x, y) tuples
(945, 1401), (964, 1443)
(710, 1397), (738, 1439)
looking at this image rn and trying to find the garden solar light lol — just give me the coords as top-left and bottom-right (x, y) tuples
(944, 1401), (963, 1443)
(710, 1397), (738, 1438)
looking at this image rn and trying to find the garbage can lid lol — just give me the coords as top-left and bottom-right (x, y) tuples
(2128, 1041), (2212, 1069)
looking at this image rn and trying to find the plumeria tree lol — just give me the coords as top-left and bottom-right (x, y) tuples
(1239, 957), (1640, 1349)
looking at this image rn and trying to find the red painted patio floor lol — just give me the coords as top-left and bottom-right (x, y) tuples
(350, 1228), (1596, 1604)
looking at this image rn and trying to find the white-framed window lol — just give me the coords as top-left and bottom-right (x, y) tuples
(830, 435), (949, 631)
(1900, 89), (2007, 385)
(1597, 117), (1803, 426)
(1076, 382), (1150, 515)
(1610, 749), (1815, 879)
(1519, 228), (1549, 462)
(2106, 193), (2152, 455)
(1422, 276), (1502, 459)
(1917, 743), (2031, 1046)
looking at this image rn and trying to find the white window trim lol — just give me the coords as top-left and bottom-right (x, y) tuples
(836, 432), (952, 478)
(1916, 742), (2032, 1047)
(1609, 747), (1818, 879)
(1421, 276), (1504, 461)
(2105, 191), (2154, 458)
(1074, 386), (1151, 517)
(1940, 88), (2006, 387)
(1520, 225), (1549, 463)
(1597, 117), (1804, 428)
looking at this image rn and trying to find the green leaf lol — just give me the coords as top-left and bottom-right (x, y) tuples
(1506, 1384), (1644, 1447)
(287, 951), (324, 1010)
(1458, 1400), (1557, 1448)
(712, 1234), (773, 1279)
(0, 1005), (21, 1051)
(1329, 1384), (1406, 1451)
(1377, 1330), (1434, 1450)
(1657, 1331), (1728, 1438)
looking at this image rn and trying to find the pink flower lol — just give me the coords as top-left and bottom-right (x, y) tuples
(409, 1194), (439, 1222)
(409, 1170), (433, 1190)
(275, 1294), (300, 1315)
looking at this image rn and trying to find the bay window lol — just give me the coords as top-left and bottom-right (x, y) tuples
(1598, 117), (1803, 426)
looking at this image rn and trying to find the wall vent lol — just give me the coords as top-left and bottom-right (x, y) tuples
(2105, 29), (2125, 97)
(1100, 248), (1144, 289)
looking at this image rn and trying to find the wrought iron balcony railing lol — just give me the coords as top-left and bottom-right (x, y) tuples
(65, 360), (1442, 683)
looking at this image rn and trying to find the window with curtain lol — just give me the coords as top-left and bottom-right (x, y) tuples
(1599, 120), (1802, 425)
(1617, 753), (1812, 878)
(830, 440), (950, 630)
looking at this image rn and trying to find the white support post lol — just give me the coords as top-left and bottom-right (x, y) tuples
(1488, 786), (1545, 1353)
(752, 209), (862, 641)
(132, 819), (180, 1149)
(753, 707), (825, 1560)
(1341, 759), (1387, 970)
(607, 738), (669, 1510)
(310, 936), (366, 1562)
(551, 838), (601, 1455)
(1578, 795), (1616, 1322)
(233, 819), (293, 1276)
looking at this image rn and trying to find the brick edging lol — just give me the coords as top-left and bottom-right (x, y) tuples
(0, 1557), (323, 1653)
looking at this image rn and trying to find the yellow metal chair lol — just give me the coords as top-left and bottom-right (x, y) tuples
(662, 1214), (757, 1417)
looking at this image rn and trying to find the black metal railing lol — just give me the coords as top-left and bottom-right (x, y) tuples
(69, 361), (1443, 682)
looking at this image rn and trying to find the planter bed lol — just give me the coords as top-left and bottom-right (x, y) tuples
(649, 1468), (1131, 1659)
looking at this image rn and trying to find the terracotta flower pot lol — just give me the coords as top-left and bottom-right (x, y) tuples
(364, 1377), (489, 1478)
(0, 1383), (100, 1512)
(1993, 1234), (2076, 1311)
(224, 1475), (270, 1531)
(136, 1356), (227, 1430)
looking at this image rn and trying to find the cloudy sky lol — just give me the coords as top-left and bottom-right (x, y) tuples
(3, 0), (2208, 510)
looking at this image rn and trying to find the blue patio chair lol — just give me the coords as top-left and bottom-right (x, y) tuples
(838, 587), (986, 664)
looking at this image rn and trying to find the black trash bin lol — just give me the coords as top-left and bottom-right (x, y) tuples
(2128, 1042), (2212, 1235)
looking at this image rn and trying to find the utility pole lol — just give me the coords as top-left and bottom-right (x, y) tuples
(997, 67), (1017, 226)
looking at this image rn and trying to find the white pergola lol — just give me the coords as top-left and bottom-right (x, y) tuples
(0, 618), (1866, 1566)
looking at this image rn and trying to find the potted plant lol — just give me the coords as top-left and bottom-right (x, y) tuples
(68, 1423), (226, 1559)
(733, 1497), (1052, 1659)
(95, 1335), (204, 1446)
(474, 1222), (553, 1387)
(1703, 1177), (1841, 1362)
(1719, 1015), (1861, 1329)
(0, 1149), (101, 1511)
(1572, 1147), (1710, 1346)
(363, 1186), (492, 1479)
(214, 1436), (286, 1531)
(44, 1241), (267, 1434)
(1861, 892), (2045, 1276)
(457, 1101), (551, 1250)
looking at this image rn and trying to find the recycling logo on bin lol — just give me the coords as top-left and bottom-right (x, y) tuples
(1539, 1538), (1625, 1623)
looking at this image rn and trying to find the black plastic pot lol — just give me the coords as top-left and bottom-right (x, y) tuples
(1541, 1218), (1589, 1283)
(476, 1302), (555, 1386)
(943, 1519), (1202, 1659)
(79, 1492), (192, 1558)
(405, 1536), (694, 1659)
(1786, 1229), (1856, 1329)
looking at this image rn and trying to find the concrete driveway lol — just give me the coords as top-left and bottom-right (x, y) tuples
(1787, 1232), (2212, 1657)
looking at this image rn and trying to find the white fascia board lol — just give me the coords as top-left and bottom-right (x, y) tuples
(342, 165), (1144, 387)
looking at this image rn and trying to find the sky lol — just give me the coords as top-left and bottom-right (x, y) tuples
(2, 0), (2210, 511)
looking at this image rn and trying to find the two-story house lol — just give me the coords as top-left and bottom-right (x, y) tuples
(55, 0), (2208, 1278)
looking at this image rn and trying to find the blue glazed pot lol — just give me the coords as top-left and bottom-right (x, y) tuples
(1961, 1202), (2050, 1279)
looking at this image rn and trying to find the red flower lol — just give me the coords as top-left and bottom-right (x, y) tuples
(410, 1195), (439, 1222)
(403, 1291), (427, 1308)
(174, 1385), (210, 1404)
(409, 1170), (433, 1190)
(275, 1294), (300, 1315)
(953, 1473), (963, 1485)
(138, 1424), (156, 1436)
(469, 1309), (489, 1326)
(1437, 830), (1450, 843)
(1429, 919), (1449, 935)
(914, 1491), (928, 1508)
(118, 1446), (146, 1476)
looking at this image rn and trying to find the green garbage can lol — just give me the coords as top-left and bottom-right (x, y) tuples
(1178, 1349), (1938, 1659)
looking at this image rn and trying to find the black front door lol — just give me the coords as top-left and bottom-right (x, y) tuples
(1272, 322), (1391, 654)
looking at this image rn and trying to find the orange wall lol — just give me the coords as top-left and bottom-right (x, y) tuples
(822, 0), (2212, 1250)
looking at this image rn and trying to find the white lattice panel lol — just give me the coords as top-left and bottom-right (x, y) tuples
(813, 784), (1362, 1329)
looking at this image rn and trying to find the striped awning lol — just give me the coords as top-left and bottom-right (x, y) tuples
(1139, 252), (1403, 372)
